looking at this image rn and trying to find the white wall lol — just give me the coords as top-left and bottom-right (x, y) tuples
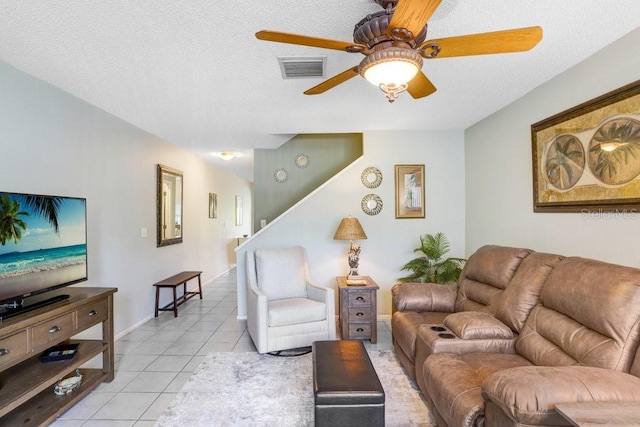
(0, 62), (252, 337)
(465, 28), (640, 266)
(236, 130), (466, 317)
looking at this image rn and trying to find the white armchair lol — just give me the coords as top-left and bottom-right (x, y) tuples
(246, 246), (336, 354)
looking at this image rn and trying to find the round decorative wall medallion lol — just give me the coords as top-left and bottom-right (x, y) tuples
(361, 167), (383, 188)
(295, 153), (310, 168)
(274, 168), (288, 183)
(361, 194), (383, 215)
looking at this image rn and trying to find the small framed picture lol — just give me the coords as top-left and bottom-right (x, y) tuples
(209, 193), (217, 218)
(395, 164), (425, 219)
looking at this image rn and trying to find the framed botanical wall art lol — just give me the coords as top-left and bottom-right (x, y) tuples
(395, 164), (425, 218)
(532, 80), (640, 212)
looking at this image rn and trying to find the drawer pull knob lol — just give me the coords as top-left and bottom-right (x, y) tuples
(356, 312), (364, 316)
(356, 296), (365, 301)
(356, 328), (364, 332)
(49, 325), (61, 333)
(89, 310), (98, 316)
(0, 348), (8, 356)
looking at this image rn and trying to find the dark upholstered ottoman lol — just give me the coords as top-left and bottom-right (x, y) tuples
(312, 340), (385, 427)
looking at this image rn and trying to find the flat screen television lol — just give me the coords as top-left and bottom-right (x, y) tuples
(0, 191), (87, 319)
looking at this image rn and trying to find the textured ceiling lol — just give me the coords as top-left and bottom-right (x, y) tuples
(1, 1), (639, 181)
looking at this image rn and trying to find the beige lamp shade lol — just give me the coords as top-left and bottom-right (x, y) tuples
(333, 217), (367, 241)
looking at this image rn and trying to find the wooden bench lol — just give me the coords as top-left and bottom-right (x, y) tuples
(153, 271), (202, 317)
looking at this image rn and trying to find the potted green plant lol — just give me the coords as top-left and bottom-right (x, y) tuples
(398, 232), (466, 284)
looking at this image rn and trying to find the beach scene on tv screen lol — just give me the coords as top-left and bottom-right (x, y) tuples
(0, 193), (87, 299)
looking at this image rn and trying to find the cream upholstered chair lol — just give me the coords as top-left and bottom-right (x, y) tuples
(246, 246), (336, 353)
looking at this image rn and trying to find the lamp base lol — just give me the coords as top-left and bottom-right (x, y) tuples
(347, 243), (361, 278)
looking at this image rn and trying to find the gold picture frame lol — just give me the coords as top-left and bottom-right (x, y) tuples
(532, 80), (640, 212)
(395, 164), (425, 218)
(157, 164), (183, 247)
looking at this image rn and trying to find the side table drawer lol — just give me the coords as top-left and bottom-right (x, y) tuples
(348, 323), (371, 339)
(348, 291), (373, 306)
(77, 298), (109, 330)
(348, 307), (372, 323)
(0, 330), (28, 369)
(32, 313), (74, 350)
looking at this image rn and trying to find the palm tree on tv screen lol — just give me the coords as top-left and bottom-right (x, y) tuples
(22, 195), (63, 233)
(0, 194), (67, 247)
(0, 195), (29, 245)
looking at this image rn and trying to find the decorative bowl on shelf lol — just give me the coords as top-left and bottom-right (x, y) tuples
(54, 369), (83, 395)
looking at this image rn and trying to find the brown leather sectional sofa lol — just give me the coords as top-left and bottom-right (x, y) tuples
(391, 245), (640, 426)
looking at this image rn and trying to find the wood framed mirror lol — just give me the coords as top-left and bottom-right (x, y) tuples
(157, 164), (183, 247)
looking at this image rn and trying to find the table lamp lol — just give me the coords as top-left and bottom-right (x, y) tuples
(333, 216), (367, 278)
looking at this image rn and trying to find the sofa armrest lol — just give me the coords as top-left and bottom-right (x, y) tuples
(391, 282), (457, 313)
(306, 282), (336, 340)
(306, 281), (331, 302)
(306, 282), (335, 317)
(482, 366), (640, 426)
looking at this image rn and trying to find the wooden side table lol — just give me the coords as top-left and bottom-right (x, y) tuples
(337, 276), (379, 343)
(555, 402), (640, 426)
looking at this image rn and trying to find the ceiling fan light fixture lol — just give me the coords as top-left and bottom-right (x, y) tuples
(212, 151), (242, 161)
(359, 48), (422, 102)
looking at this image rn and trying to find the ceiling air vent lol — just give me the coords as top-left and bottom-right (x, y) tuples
(278, 57), (326, 79)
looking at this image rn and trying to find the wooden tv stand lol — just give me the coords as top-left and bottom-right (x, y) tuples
(0, 287), (117, 426)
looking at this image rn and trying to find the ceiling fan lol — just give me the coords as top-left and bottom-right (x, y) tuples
(256, 0), (542, 102)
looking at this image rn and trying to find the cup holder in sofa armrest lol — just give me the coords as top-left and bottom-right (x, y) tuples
(430, 326), (446, 332)
(438, 333), (456, 339)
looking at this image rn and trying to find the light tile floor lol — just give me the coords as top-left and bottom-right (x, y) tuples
(51, 268), (394, 426)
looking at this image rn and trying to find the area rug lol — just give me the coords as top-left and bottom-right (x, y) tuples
(155, 348), (434, 426)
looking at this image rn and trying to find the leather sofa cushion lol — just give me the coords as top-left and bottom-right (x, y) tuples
(444, 312), (513, 340)
(491, 252), (564, 332)
(455, 245), (532, 313)
(391, 283), (457, 312)
(255, 246), (307, 300)
(482, 366), (640, 426)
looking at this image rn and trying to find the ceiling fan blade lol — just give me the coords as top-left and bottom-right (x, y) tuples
(304, 67), (359, 95)
(421, 26), (543, 58)
(388, 0), (442, 40)
(256, 30), (367, 53)
(407, 71), (437, 99)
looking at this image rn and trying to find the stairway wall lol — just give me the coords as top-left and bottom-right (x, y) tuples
(253, 133), (363, 232)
